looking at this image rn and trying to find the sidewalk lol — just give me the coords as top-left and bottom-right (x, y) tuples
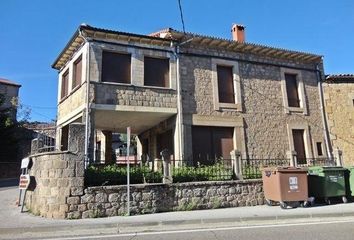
(1, 186), (354, 238)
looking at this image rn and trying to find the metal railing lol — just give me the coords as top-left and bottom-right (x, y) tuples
(297, 157), (336, 167)
(241, 158), (290, 179)
(171, 159), (233, 182)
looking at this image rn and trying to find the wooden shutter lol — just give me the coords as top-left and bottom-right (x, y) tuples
(102, 51), (131, 84)
(292, 129), (306, 164)
(61, 70), (69, 99)
(285, 73), (300, 107)
(217, 66), (235, 103)
(144, 57), (169, 87)
(212, 127), (234, 159)
(73, 56), (82, 89)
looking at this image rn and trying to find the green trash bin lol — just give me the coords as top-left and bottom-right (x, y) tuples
(308, 166), (348, 204)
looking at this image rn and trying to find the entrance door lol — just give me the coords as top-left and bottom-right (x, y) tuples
(292, 129), (306, 165)
(157, 130), (174, 158)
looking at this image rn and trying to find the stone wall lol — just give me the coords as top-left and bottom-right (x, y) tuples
(324, 82), (354, 165)
(25, 123), (86, 218)
(67, 180), (264, 219)
(93, 83), (177, 108)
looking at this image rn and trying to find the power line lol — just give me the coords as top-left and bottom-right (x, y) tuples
(178, 0), (186, 33)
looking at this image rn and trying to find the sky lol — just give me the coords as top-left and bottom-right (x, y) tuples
(0, 0), (353, 122)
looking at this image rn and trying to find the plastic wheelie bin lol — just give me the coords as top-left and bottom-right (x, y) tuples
(262, 167), (308, 209)
(308, 166), (347, 204)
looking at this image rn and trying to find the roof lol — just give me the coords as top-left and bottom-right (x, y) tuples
(52, 24), (323, 70)
(325, 74), (354, 83)
(0, 78), (21, 87)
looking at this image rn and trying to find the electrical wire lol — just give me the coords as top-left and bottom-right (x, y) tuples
(178, 0), (186, 33)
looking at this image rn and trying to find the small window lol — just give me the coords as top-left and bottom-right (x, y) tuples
(61, 125), (69, 151)
(316, 142), (323, 156)
(102, 51), (131, 84)
(144, 57), (169, 87)
(72, 55), (82, 89)
(61, 70), (69, 99)
(217, 65), (235, 103)
(352, 99), (354, 106)
(285, 73), (300, 107)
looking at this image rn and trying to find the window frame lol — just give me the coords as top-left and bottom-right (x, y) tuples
(280, 67), (308, 115)
(61, 69), (69, 100)
(212, 58), (242, 111)
(72, 55), (82, 90)
(143, 56), (170, 88)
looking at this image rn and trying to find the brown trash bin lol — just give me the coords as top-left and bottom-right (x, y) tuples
(262, 167), (308, 209)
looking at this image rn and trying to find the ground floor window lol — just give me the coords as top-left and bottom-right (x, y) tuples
(192, 126), (234, 164)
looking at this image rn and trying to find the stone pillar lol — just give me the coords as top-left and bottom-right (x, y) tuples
(102, 131), (113, 164)
(161, 149), (172, 184)
(287, 150), (297, 167)
(333, 148), (343, 166)
(230, 150), (242, 180)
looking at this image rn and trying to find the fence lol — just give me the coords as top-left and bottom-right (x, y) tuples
(241, 158), (290, 179)
(30, 127), (56, 154)
(297, 157), (336, 167)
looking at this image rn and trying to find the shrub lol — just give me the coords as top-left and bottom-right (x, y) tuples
(85, 164), (162, 186)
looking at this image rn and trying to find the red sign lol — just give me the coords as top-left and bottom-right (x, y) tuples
(19, 174), (30, 190)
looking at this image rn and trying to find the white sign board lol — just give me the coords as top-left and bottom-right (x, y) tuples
(21, 158), (30, 169)
(289, 176), (298, 191)
(19, 174), (30, 190)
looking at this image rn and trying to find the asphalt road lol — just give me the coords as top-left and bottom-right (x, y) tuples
(28, 218), (354, 240)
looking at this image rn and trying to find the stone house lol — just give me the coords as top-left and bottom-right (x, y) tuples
(0, 77), (21, 121)
(52, 23), (330, 166)
(323, 74), (354, 165)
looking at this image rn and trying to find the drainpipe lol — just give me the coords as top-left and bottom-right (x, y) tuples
(79, 28), (91, 169)
(172, 38), (194, 160)
(316, 63), (332, 159)
(173, 44), (184, 160)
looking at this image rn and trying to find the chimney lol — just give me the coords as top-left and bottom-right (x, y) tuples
(231, 24), (245, 43)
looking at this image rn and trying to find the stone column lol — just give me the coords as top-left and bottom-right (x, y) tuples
(230, 150), (242, 180)
(102, 131), (113, 164)
(287, 150), (297, 167)
(161, 149), (172, 184)
(333, 148), (343, 166)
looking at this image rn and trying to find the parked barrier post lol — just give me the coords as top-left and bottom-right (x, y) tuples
(231, 150), (242, 180)
(333, 148), (343, 166)
(161, 149), (172, 184)
(287, 150), (297, 167)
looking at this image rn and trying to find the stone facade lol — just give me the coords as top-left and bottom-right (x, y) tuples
(68, 180), (264, 219)
(323, 76), (354, 165)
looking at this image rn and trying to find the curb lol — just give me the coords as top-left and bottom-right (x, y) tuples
(1, 211), (354, 236)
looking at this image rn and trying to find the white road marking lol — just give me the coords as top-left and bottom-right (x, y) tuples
(44, 218), (354, 240)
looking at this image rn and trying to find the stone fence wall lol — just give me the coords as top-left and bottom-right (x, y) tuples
(67, 180), (264, 219)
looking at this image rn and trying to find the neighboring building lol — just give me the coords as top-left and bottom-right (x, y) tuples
(324, 74), (354, 165)
(0, 77), (21, 121)
(52, 23), (329, 165)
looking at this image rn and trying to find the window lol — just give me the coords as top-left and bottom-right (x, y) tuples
(144, 57), (169, 87)
(211, 58), (242, 111)
(60, 125), (69, 151)
(102, 51), (131, 84)
(292, 129), (306, 164)
(217, 65), (235, 103)
(316, 142), (323, 156)
(281, 68), (307, 114)
(61, 70), (69, 99)
(72, 55), (82, 89)
(192, 126), (233, 164)
(285, 73), (300, 107)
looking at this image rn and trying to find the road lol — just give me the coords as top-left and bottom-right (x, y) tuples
(17, 218), (354, 240)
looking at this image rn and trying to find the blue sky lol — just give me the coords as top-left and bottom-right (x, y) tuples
(1, 0), (353, 122)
